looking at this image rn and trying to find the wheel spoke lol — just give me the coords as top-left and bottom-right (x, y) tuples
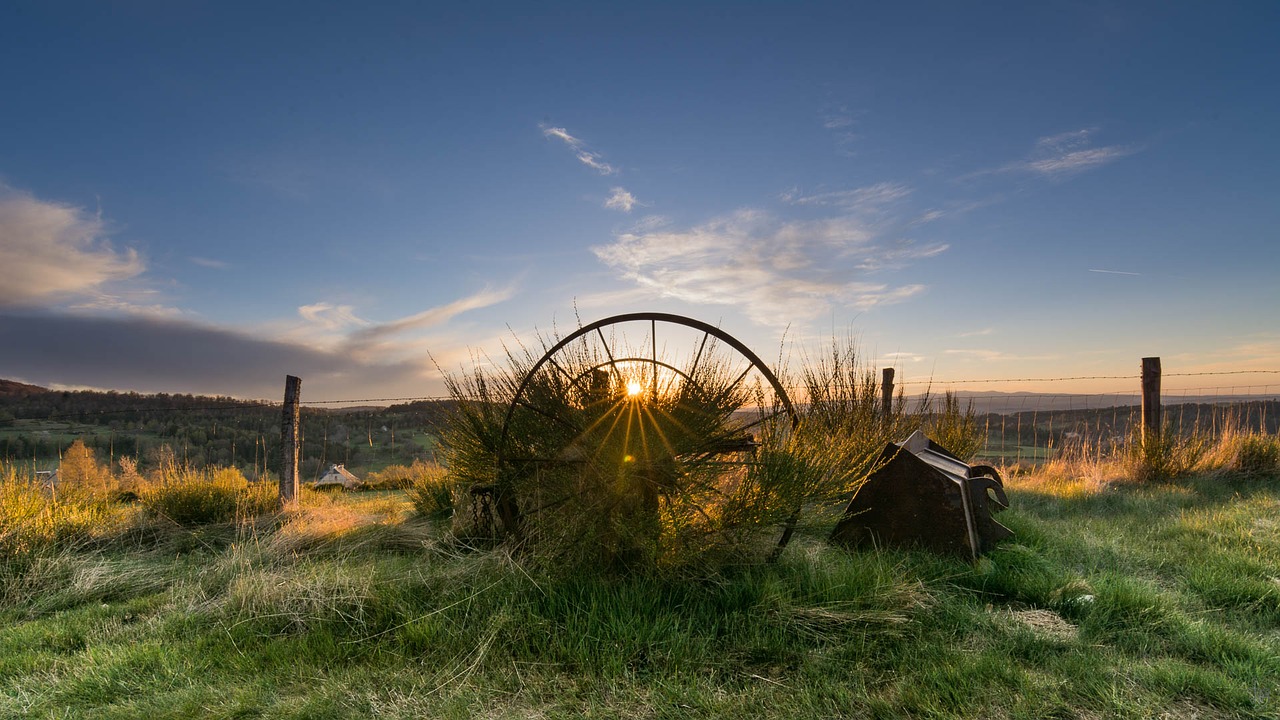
(493, 313), (802, 557)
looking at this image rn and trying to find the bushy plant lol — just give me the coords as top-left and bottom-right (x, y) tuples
(778, 341), (916, 544)
(923, 391), (985, 461)
(364, 459), (443, 491)
(139, 466), (276, 526)
(1123, 423), (1212, 482)
(1227, 433), (1280, 476)
(400, 461), (456, 519)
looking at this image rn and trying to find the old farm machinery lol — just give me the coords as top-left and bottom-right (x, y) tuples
(462, 312), (1010, 564)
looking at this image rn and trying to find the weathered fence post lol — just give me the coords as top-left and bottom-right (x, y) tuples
(279, 375), (302, 511)
(881, 368), (895, 426)
(1141, 357), (1161, 448)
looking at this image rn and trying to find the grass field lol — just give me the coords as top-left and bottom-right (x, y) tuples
(2, 469), (1278, 719)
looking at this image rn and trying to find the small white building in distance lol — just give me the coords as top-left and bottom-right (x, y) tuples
(314, 463), (362, 490)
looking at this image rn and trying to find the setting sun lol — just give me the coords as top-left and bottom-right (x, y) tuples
(625, 379), (644, 397)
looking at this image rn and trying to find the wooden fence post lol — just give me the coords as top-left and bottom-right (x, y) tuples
(881, 368), (895, 426)
(279, 375), (302, 511)
(1141, 357), (1161, 448)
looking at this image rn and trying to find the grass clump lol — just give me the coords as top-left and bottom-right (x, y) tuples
(440, 328), (810, 570)
(375, 460), (456, 519)
(1124, 423), (1213, 482)
(138, 466), (275, 526)
(1224, 432), (1280, 477)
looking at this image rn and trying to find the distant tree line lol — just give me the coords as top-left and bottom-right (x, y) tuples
(0, 386), (456, 475)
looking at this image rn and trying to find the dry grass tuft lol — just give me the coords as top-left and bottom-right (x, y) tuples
(992, 606), (1079, 643)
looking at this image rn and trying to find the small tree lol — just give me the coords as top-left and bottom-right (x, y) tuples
(60, 439), (109, 495)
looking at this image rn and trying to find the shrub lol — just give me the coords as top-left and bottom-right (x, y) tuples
(1124, 424), (1212, 482)
(924, 391), (984, 461)
(402, 462), (455, 519)
(1227, 433), (1280, 476)
(139, 466), (276, 526)
(363, 460), (442, 491)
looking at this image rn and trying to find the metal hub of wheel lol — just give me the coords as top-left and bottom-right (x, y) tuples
(488, 312), (800, 562)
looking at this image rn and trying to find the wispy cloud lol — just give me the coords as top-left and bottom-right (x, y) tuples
(1011, 128), (1137, 178)
(347, 285), (515, 359)
(0, 184), (144, 308)
(823, 112), (855, 130)
(820, 104), (860, 155)
(592, 209), (945, 327)
(542, 125), (618, 175)
(190, 256), (230, 270)
(604, 187), (638, 213)
(298, 303), (369, 331)
(782, 182), (912, 212)
(879, 351), (926, 364)
(943, 348), (1056, 362)
(909, 209), (946, 226)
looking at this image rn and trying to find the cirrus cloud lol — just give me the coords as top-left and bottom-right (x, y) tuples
(541, 125), (618, 175)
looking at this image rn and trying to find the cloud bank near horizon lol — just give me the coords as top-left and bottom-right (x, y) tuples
(0, 311), (427, 399)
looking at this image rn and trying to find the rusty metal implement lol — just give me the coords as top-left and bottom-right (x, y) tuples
(830, 430), (1013, 558)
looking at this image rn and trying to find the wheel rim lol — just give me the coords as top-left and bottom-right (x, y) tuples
(492, 313), (800, 563)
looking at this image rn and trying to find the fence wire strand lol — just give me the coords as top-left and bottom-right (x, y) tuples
(3, 369), (1276, 468)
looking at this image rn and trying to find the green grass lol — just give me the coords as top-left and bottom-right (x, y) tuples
(2, 467), (1279, 718)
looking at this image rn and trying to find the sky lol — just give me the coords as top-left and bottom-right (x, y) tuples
(1, 1), (1277, 402)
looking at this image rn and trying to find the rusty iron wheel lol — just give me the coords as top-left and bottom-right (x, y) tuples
(491, 312), (801, 560)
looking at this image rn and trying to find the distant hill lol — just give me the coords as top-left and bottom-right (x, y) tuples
(0, 379), (48, 397)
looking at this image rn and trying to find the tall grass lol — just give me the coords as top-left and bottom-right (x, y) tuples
(0, 466), (116, 560)
(138, 465), (276, 526)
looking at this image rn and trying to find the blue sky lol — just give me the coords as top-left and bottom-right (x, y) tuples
(1, 1), (1277, 400)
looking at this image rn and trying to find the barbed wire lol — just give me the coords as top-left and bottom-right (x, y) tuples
(303, 396), (451, 405)
(898, 374), (1133, 386)
(4, 370), (1275, 423)
(1166, 370), (1280, 377)
(897, 369), (1279, 386)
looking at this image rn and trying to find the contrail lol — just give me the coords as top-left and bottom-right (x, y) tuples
(1087, 268), (1141, 276)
